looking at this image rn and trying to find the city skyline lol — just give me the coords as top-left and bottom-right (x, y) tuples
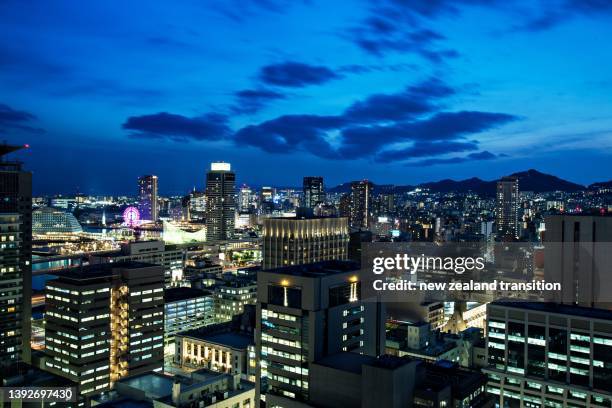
(1, 1), (612, 194)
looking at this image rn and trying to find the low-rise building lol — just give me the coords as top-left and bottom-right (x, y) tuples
(164, 287), (215, 354)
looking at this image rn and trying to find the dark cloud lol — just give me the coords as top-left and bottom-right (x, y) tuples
(122, 112), (230, 141)
(337, 111), (518, 158)
(380, 140), (479, 161)
(234, 114), (344, 157)
(343, 77), (454, 122)
(0, 103), (45, 134)
(405, 150), (500, 166)
(517, 0), (612, 31)
(232, 89), (286, 114)
(259, 61), (341, 88)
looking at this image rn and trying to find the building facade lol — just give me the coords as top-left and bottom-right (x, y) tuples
(262, 216), (349, 270)
(205, 162), (236, 241)
(0, 144), (32, 369)
(485, 301), (612, 407)
(164, 287), (215, 353)
(302, 177), (325, 209)
(256, 261), (385, 407)
(350, 180), (373, 230)
(495, 177), (519, 239)
(44, 262), (165, 398)
(138, 175), (158, 222)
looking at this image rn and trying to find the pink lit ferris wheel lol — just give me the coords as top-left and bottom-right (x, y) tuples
(123, 206), (141, 227)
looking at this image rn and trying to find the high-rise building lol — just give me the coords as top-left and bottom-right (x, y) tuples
(544, 214), (612, 308)
(303, 176), (325, 209)
(256, 260), (385, 406)
(262, 215), (349, 270)
(0, 144), (32, 369)
(495, 177), (519, 239)
(205, 162), (236, 241)
(484, 301), (612, 406)
(239, 184), (252, 212)
(138, 175), (158, 221)
(44, 262), (165, 397)
(350, 180), (373, 230)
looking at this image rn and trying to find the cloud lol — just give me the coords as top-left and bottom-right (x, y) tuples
(337, 111), (518, 158)
(405, 150), (501, 166)
(259, 61), (341, 88)
(0, 103), (45, 134)
(512, 0), (612, 32)
(122, 112), (230, 141)
(343, 77), (454, 122)
(232, 88), (286, 114)
(234, 114), (344, 157)
(380, 140), (479, 161)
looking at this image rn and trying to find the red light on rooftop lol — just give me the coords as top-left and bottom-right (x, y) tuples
(24, 144), (30, 148)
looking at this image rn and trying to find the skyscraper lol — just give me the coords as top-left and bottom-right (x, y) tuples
(303, 176), (325, 209)
(350, 180), (373, 230)
(138, 175), (158, 221)
(205, 162), (236, 241)
(44, 262), (165, 397)
(256, 261), (385, 406)
(495, 176), (519, 239)
(262, 215), (349, 270)
(0, 144), (32, 369)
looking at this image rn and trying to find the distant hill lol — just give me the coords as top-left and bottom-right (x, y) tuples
(588, 180), (612, 191)
(328, 169), (588, 195)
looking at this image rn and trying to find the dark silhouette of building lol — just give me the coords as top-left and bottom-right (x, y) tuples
(303, 176), (325, 209)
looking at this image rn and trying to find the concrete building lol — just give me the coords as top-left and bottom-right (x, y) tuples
(495, 177), (519, 239)
(262, 215), (349, 270)
(205, 162), (236, 241)
(43, 262), (164, 398)
(256, 260), (385, 407)
(90, 240), (185, 287)
(0, 144), (32, 369)
(164, 287), (215, 353)
(138, 175), (158, 222)
(484, 301), (612, 407)
(544, 214), (612, 309)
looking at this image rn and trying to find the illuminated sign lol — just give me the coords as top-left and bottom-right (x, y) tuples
(211, 162), (231, 171)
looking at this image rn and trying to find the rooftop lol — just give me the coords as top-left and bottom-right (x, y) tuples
(165, 287), (212, 303)
(50, 261), (158, 281)
(263, 260), (359, 278)
(492, 300), (612, 322)
(181, 330), (253, 349)
(119, 372), (177, 398)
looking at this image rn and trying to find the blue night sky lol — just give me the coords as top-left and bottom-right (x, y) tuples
(1, 0), (611, 195)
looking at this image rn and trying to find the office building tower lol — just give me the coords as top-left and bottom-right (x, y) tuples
(303, 176), (325, 209)
(239, 184), (252, 212)
(44, 262), (164, 398)
(495, 177), (519, 239)
(256, 261), (385, 406)
(0, 144), (32, 368)
(484, 301), (612, 406)
(262, 215), (349, 270)
(544, 214), (612, 308)
(138, 175), (158, 222)
(350, 180), (373, 230)
(205, 162), (236, 241)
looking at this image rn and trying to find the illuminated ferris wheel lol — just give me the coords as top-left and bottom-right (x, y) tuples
(123, 206), (141, 227)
